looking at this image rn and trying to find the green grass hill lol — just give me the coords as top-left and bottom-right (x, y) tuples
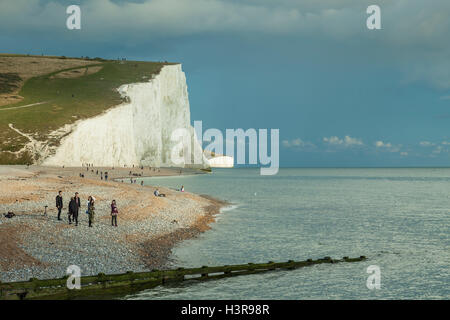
(0, 54), (172, 164)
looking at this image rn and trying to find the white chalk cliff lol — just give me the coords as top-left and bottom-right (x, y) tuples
(43, 64), (209, 168)
(207, 155), (234, 168)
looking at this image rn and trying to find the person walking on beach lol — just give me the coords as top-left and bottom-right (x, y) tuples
(111, 200), (118, 227)
(180, 185), (185, 192)
(55, 191), (63, 221)
(88, 197), (95, 227)
(68, 197), (76, 224)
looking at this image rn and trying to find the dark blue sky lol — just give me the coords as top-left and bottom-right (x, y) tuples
(1, 0), (449, 166)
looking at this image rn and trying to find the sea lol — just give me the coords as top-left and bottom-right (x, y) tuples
(126, 168), (449, 299)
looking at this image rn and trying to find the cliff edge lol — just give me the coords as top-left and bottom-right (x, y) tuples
(44, 64), (208, 168)
(0, 55), (209, 168)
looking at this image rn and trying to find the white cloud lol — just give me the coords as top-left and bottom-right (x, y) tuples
(282, 138), (314, 149)
(374, 140), (402, 153)
(0, 0), (351, 38)
(323, 135), (363, 147)
(375, 141), (392, 148)
(432, 146), (443, 154)
(1, 0), (450, 87)
(343, 136), (363, 146)
(291, 138), (305, 147)
(419, 141), (435, 147)
(323, 136), (342, 145)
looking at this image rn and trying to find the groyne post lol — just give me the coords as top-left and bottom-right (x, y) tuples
(0, 256), (367, 300)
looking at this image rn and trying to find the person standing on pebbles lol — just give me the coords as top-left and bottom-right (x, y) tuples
(85, 196), (92, 218)
(68, 197), (76, 224)
(72, 192), (81, 226)
(88, 196), (95, 227)
(111, 200), (118, 227)
(55, 191), (63, 221)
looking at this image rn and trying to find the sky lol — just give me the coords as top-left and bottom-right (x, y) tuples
(1, 0), (449, 167)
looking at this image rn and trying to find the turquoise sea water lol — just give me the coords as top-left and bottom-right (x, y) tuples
(127, 168), (449, 299)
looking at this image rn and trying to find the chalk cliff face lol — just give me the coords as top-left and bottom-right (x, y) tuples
(207, 155), (234, 168)
(43, 64), (208, 168)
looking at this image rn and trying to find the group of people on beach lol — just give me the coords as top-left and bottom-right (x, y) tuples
(55, 191), (119, 227)
(52, 164), (187, 228)
(80, 164), (161, 184)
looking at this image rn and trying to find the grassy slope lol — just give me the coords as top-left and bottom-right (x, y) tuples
(0, 56), (173, 164)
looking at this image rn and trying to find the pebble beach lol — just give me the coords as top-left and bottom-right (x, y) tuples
(0, 165), (226, 283)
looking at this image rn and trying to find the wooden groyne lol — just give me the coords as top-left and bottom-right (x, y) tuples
(0, 256), (366, 300)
